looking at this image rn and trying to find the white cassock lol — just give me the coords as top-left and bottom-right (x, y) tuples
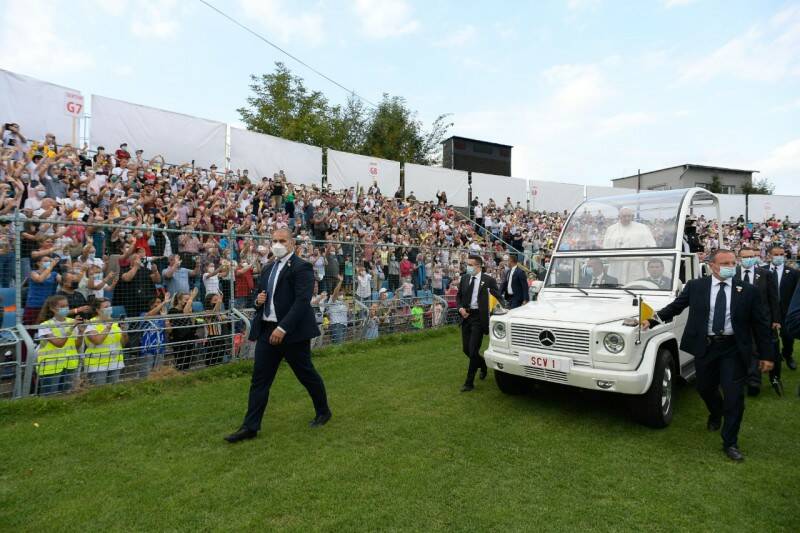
(602, 221), (656, 249)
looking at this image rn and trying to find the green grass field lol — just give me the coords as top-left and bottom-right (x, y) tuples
(1, 327), (799, 532)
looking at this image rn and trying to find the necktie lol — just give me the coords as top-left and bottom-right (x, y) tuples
(468, 276), (477, 308)
(743, 270), (750, 285)
(712, 282), (727, 335)
(265, 261), (281, 314)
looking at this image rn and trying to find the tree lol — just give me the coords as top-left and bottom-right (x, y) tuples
(708, 175), (723, 194)
(238, 63), (452, 165)
(742, 177), (774, 195)
(237, 63), (336, 148)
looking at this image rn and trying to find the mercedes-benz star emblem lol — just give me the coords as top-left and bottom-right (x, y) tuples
(539, 330), (556, 347)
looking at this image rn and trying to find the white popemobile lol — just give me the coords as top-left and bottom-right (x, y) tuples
(484, 188), (720, 427)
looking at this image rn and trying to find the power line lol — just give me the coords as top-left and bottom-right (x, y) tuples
(197, 0), (379, 108)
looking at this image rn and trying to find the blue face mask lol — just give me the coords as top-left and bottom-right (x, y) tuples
(741, 257), (759, 269)
(465, 266), (475, 276)
(772, 256), (785, 266)
(718, 266), (736, 279)
(585, 266), (594, 277)
(56, 307), (69, 318)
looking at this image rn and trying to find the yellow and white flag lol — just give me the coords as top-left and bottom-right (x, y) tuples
(639, 299), (655, 322)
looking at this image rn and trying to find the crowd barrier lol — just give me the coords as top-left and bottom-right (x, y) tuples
(0, 216), (541, 399)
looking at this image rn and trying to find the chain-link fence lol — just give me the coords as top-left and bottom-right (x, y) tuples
(0, 216), (537, 398)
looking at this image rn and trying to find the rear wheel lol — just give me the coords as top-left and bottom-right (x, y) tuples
(630, 347), (675, 428)
(494, 370), (528, 395)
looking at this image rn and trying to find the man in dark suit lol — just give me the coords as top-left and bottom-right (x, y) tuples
(456, 255), (501, 392)
(768, 245), (799, 371)
(639, 258), (672, 290)
(642, 249), (773, 462)
(225, 228), (331, 443)
(736, 247), (782, 396)
(579, 258), (619, 287)
(502, 255), (529, 309)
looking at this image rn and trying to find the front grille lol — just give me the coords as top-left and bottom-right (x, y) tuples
(510, 324), (590, 355)
(523, 366), (569, 383)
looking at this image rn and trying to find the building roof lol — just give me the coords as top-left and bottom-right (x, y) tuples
(612, 164), (758, 181)
(440, 135), (513, 149)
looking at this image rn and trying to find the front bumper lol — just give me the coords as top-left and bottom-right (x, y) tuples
(483, 346), (653, 395)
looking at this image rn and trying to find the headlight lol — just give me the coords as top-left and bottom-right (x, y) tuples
(492, 322), (507, 340)
(603, 332), (625, 353)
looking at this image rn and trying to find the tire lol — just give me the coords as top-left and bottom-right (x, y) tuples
(494, 369), (528, 395)
(630, 347), (675, 428)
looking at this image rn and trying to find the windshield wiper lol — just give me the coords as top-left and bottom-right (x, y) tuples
(551, 282), (588, 295)
(597, 283), (639, 299)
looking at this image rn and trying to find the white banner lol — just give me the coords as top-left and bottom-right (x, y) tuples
(90, 95), (226, 169)
(529, 180), (586, 213)
(326, 149), (400, 194)
(230, 127), (322, 186)
(471, 173), (528, 209)
(586, 185), (635, 199)
(0, 69), (82, 144)
(403, 164), (468, 205)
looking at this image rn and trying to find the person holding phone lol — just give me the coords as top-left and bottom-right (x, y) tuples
(84, 298), (127, 385)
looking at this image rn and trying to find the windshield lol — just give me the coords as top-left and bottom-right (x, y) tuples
(558, 190), (686, 252)
(545, 255), (677, 291)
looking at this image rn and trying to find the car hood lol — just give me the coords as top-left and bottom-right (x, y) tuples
(505, 295), (656, 325)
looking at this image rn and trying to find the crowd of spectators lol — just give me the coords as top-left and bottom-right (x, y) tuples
(2, 121), (799, 393)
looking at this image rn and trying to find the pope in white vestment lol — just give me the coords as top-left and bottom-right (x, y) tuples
(602, 207), (656, 249)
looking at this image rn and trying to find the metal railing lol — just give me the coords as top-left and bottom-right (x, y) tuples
(0, 216), (534, 398)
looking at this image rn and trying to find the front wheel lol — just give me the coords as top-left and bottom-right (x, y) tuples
(629, 347), (675, 428)
(494, 370), (528, 395)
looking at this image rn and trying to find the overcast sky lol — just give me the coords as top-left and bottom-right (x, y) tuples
(1, 0), (798, 192)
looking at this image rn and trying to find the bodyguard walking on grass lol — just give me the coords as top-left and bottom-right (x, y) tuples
(225, 229), (331, 443)
(456, 255), (501, 392)
(642, 249), (773, 461)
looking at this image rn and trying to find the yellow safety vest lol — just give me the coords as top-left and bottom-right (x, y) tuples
(84, 319), (124, 371)
(37, 318), (80, 376)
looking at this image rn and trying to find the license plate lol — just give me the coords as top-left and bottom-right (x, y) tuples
(518, 353), (570, 371)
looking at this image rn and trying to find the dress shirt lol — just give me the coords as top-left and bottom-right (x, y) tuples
(773, 263), (784, 287)
(708, 276), (734, 336)
(507, 267), (516, 295)
(470, 274), (481, 309)
(741, 268), (754, 284)
(263, 252), (293, 322)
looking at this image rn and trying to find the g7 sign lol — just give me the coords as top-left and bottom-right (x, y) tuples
(64, 92), (84, 117)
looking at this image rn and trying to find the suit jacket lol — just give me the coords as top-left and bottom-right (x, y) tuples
(456, 272), (501, 335)
(770, 265), (799, 320)
(735, 266), (780, 324)
(650, 276), (772, 365)
(579, 273), (619, 287)
(784, 284), (800, 338)
(502, 267), (529, 306)
(248, 254), (321, 343)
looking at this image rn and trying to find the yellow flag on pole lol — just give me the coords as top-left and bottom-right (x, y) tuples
(488, 293), (499, 316)
(639, 300), (655, 322)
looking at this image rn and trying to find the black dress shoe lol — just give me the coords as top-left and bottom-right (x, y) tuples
(224, 427), (258, 443)
(747, 385), (761, 397)
(309, 411), (332, 428)
(770, 377), (784, 397)
(460, 383), (474, 392)
(786, 356), (797, 371)
(707, 415), (721, 432)
(723, 446), (744, 462)
(479, 368), (487, 380)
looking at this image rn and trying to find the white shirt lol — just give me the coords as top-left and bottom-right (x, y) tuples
(263, 252), (293, 322)
(469, 274), (481, 309)
(708, 277), (734, 336)
(507, 267), (516, 295)
(740, 267), (755, 284)
(772, 263), (784, 287)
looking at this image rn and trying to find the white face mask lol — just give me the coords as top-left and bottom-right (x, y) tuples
(272, 242), (289, 259)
